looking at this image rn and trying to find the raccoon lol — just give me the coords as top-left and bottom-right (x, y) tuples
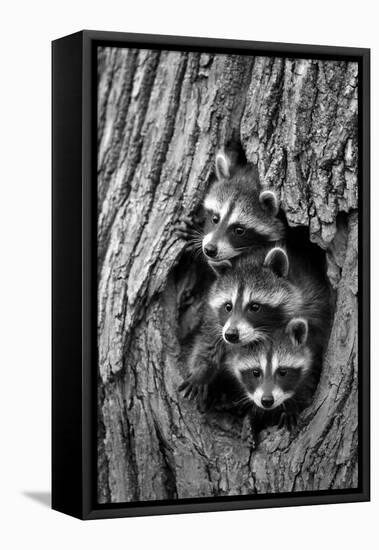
(176, 149), (285, 270)
(209, 246), (331, 347)
(226, 318), (322, 431)
(179, 246), (331, 409)
(179, 247), (289, 404)
(209, 247), (297, 345)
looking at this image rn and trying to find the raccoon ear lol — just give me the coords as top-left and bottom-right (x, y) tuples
(210, 259), (233, 277)
(259, 190), (279, 216)
(287, 318), (308, 347)
(215, 150), (231, 180)
(264, 247), (289, 278)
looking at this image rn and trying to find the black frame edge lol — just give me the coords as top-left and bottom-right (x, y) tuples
(52, 31), (85, 519)
(84, 491), (369, 520)
(360, 47), (370, 502)
(84, 29), (370, 58)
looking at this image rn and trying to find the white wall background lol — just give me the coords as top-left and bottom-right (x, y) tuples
(0, 0), (376, 547)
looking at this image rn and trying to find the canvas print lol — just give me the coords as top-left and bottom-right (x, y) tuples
(97, 46), (359, 504)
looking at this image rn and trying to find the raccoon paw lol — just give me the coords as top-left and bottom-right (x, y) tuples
(278, 411), (298, 431)
(178, 374), (209, 410)
(175, 216), (202, 246)
(179, 290), (195, 309)
(175, 216), (195, 238)
(241, 414), (258, 449)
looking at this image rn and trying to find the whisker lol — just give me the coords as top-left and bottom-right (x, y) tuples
(184, 228), (204, 240)
(233, 396), (251, 408)
(192, 247), (204, 261)
(186, 237), (203, 245)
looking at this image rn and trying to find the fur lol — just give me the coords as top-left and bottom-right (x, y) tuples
(179, 148), (331, 422)
(209, 245), (331, 346)
(224, 318), (324, 427)
(201, 150), (285, 265)
(179, 243), (331, 407)
(178, 304), (226, 406)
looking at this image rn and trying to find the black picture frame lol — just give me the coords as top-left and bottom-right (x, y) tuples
(52, 30), (370, 520)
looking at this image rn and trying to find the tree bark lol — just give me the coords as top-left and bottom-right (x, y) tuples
(97, 47), (358, 503)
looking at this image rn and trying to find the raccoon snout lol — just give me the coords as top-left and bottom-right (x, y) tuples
(204, 243), (217, 258)
(261, 395), (274, 408)
(224, 329), (239, 343)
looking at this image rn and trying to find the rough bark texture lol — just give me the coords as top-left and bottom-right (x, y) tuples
(97, 47), (358, 503)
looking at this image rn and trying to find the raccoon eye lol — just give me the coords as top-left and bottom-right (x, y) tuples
(278, 368), (288, 377)
(212, 214), (220, 224)
(234, 226), (245, 236)
(248, 302), (261, 312)
(224, 302), (232, 312)
(252, 369), (261, 378)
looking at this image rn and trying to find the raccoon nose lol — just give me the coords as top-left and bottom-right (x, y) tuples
(225, 329), (239, 343)
(261, 396), (274, 408)
(204, 244), (217, 258)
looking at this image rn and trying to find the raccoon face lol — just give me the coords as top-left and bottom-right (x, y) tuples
(216, 295), (288, 346)
(229, 319), (311, 410)
(201, 151), (283, 265)
(208, 248), (299, 345)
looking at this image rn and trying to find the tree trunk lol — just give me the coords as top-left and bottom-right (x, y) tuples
(97, 47), (358, 503)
